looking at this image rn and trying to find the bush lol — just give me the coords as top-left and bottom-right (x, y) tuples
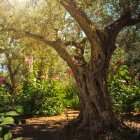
(108, 57), (140, 113)
(62, 84), (79, 110)
(0, 85), (12, 113)
(0, 73), (79, 117)
(15, 80), (64, 116)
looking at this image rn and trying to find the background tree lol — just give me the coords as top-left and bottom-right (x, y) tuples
(116, 25), (140, 82)
(0, 33), (27, 93)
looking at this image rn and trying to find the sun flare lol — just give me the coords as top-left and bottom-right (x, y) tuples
(10, 0), (27, 4)
(16, 0), (26, 3)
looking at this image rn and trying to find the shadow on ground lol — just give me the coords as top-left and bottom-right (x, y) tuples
(11, 110), (140, 140)
(11, 110), (79, 140)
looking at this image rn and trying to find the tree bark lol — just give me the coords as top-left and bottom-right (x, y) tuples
(70, 60), (119, 139)
(6, 54), (16, 93)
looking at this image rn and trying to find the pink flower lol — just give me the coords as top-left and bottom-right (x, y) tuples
(14, 88), (20, 92)
(24, 57), (28, 64)
(25, 57), (34, 72)
(40, 75), (46, 78)
(68, 70), (72, 77)
(119, 58), (123, 64)
(0, 77), (3, 84)
(113, 66), (117, 69)
(109, 61), (113, 64)
(135, 76), (138, 81)
(119, 58), (123, 62)
(46, 83), (50, 86)
(29, 57), (33, 64)
(29, 65), (33, 72)
(46, 69), (48, 73)
(53, 76), (59, 80)
(122, 84), (125, 87)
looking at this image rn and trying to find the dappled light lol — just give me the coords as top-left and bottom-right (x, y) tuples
(0, 0), (140, 140)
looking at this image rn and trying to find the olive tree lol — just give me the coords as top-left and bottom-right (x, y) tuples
(0, 0), (139, 138)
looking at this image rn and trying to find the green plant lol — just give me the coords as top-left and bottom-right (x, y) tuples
(108, 56), (140, 113)
(62, 84), (79, 109)
(0, 111), (24, 140)
(16, 79), (63, 116)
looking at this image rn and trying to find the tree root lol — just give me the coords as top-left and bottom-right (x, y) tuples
(62, 117), (140, 140)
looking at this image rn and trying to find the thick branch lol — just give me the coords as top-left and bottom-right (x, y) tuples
(0, 24), (54, 46)
(126, 15), (140, 26)
(65, 41), (79, 48)
(13, 63), (21, 76)
(58, 0), (99, 43)
(5, 53), (16, 89)
(0, 24), (80, 71)
(105, 12), (140, 37)
(64, 38), (87, 64)
(58, 0), (102, 62)
(18, 31), (54, 46)
(52, 39), (80, 71)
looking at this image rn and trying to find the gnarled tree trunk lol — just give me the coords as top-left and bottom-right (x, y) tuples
(71, 65), (118, 139)
(1, 0), (139, 139)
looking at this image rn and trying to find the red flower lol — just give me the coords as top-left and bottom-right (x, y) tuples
(119, 58), (123, 64)
(0, 77), (3, 84)
(14, 88), (20, 92)
(68, 70), (72, 77)
(111, 70), (114, 76)
(53, 76), (59, 80)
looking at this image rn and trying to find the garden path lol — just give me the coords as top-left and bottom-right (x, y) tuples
(11, 110), (79, 140)
(11, 110), (140, 140)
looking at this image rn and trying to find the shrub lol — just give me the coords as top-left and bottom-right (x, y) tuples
(62, 84), (79, 110)
(108, 57), (140, 113)
(15, 80), (63, 116)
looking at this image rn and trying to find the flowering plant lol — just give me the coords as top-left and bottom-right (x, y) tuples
(108, 56), (139, 113)
(0, 77), (3, 84)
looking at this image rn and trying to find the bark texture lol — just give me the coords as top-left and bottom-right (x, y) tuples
(69, 51), (118, 139)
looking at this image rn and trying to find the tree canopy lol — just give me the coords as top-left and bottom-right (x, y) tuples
(0, 0), (140, 139)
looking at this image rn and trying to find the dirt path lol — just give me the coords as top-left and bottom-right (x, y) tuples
(11, 110), (79, 140)
(11, 110), (140, 140)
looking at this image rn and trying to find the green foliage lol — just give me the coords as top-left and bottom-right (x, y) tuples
(0, 85), (11, 113)
(62, 84), (79, 110)
(1, 53), (139, 117)
(0, 65), (79, 117)
(0, 111), (24, 140)
(108, 56), (140, 113)
(15, 79), (63, 116)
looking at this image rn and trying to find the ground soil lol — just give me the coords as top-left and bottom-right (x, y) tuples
(11, 110), (140, 140)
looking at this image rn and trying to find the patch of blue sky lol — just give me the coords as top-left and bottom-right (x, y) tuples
(65, 12), (70, 19)
(65, 12), (86, 37)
